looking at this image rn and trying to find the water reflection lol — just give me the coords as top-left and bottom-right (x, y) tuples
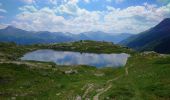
(21, 49), (130, 68)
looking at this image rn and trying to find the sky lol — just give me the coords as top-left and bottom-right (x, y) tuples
(0, 0), (170, 34)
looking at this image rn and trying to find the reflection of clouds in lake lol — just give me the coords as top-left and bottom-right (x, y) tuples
(21, 49), (130, 68)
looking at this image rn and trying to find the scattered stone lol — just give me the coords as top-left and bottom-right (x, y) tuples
(20, 93), (28, 96)
(71, 47), (76, 49)
(11, 97), (16, 100)
(94, 73), (104, 77)
(106, 97), (110, 100)
(159, 54), (169, 58)
(47, 65), (52, 68)
(96, 88), (104, 92)
(140, 51), (158, 56)
(75, 95), (82, 100)
(52, 68), (58, 71)
(56, 93), (61, 96)
(64, 69), (78, 74)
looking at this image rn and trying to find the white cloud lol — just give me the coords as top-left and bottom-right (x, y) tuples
(104, 3), (170, 33)
(0, 9), (7, 13)
(21, 0), (35, 4)
(157, 0), (170, 4)
(48, 0), (104, 5)
(13, 7), (65, 32)
(19, 5), (37, 12)
(14, 3), (102, 33)
(49, 0), (58, 5)
(0, 16), (4, 19)
(115, 0), (124, 3)
(0, 3), (7, 13)
(70, 0), (79, 4)
(49, 0), (79, 4)
(55, 2), (79, 15)
(84, 0), (90, 3)
(12, 2), (170, 34)
(106, 0), (112, 2)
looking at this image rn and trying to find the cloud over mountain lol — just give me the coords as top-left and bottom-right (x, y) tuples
(1, 0), (170, 34)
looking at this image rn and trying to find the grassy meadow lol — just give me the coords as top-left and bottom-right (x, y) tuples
(0, 41), (169, 100)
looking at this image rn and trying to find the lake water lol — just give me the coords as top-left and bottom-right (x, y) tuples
(21, 49), (130, 68)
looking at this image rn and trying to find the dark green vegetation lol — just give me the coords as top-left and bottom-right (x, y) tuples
(0, 41), (170, 100)
(44, 40), (133, 54)
(0, 42), (40, 60)
(121, 18), (170, 54)
(0, 40), (133, 60)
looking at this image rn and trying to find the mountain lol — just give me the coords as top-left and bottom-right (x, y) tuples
(79, 31), (133, 43)
(0, 26), (75, 44)
(120, 18), (170, 54)
(0, 26), (133, 45)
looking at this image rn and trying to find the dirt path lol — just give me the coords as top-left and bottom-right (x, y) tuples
(93, 84), (112, 100)
(1, 59), (129, 100)
(106, 76), (121, 84)
(93, 75), (122, 100)
(93, 66), (130, 100)
(82, 84), (94, 99)
(125, 67), (129, 76)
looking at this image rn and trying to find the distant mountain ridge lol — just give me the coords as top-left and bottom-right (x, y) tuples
(79, 31), (133, 43)
(0, 26), (75, 44)
(0, 26), (133, 45)
(121, 18), (170, 54)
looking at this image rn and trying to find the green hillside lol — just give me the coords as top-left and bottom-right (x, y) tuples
(43, 40), (134, 54)
(0, 41), (170, 100)
(121, 18), (170, 54)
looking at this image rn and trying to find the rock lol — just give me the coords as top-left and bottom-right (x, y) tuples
(71, 47), (76, 49)
(52, 68), (58, 71)
(56, 93), (61, 96)
(96, 88), (104, 92)
(142, 51), (157, 54)
(75, 95), (82, 100)
(106, 97), (110, 100)
(94, 73), (104, 77)
(11, 97), (16, 100)
(159, 54), (169, 58)
(64, 69), (78, 74)
(140, 51), (159, 56)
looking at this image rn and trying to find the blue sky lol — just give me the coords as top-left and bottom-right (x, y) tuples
(0, 0), (170, 34)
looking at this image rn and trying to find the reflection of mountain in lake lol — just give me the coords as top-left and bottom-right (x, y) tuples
(21, 49), (130, 68)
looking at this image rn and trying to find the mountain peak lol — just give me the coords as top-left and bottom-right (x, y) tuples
(5, 26), (18, 30)
(160, 18), (170, 25)
(154, 18), (170, 30)
(163, 18), (170, 21)
(6, 25), (15, 28)
(5, 26), (28, 32)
